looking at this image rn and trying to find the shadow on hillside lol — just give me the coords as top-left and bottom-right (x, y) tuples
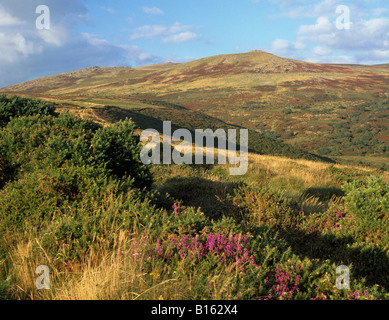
(156, 176), (244, 221)
(93, 106), (336, 163)
(279, 227), (389, 291)
(94, 106), (240, 152)
(92, 106), (182, 132)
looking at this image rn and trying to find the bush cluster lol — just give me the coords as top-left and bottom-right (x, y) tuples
(0, 95), (56, 127)
(343, 176), (389, 243)
(0, 96), (152, 240)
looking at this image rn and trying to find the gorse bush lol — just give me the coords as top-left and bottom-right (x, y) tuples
(0, 111), (152, 192)
(0, 164), (113, 235)
(92, 119), (152, 189)
(343, 176), (388, 221)
(0, 114), (98, 175)
(231, 185), (303, 229)
(0, 96), (153, 253)
(343, 176), (389, 243)
(0, 94), (56, 127)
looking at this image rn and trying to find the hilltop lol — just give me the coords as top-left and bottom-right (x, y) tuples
(1, 50), (388, 168)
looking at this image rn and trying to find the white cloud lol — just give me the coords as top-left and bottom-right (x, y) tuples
(130, 22), (199, 43)
(307, 54), (356, 64)
(299, 17), (389, 51)
(121, 45), (161, 64)
(271, 38), (290, 50)
(294, 13), (389, 64)
(298, 17), (334, 35)
(268, 38), (306, 61)
(130, 25), (169, 40)
(141, 6), (164, 15)
(0, 5), (24, 26)
(168, 22), (192, 34)
(0, 32), (39, 62)
(0, 0), (164, 88)
(269, 0), (376, 20)
(162, 31), (199, 43)
(369, 49), (389, 60)
(269, 0), (338, 18)
(38, 26), (70, 46)
(313, 46), (332, 56)
(271, 38), (305, 52)
(313, 0), (338, 17)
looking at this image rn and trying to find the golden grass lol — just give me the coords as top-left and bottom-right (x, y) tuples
(248, 153), (385, 186)
(4, 230), (185, 300)
(249, 154), (330, 185)
(6, 240), (52, 300)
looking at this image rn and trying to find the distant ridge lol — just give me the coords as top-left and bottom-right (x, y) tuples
(1, 50), (388, 168)
(0, 50), (357, 94)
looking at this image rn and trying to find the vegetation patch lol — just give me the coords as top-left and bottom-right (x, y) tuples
(0, 96), (388, 300)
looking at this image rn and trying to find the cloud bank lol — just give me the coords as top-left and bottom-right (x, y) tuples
(0, 0), (170, 88)
(266, 0), (389, 64)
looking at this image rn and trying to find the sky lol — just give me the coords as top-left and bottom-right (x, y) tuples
(1, 0), (389, 87)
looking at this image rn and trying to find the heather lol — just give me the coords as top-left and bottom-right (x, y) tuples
(0, 97), (388, 300)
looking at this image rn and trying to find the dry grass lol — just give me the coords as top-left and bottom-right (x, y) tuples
(4, 230), (184, 300)
(248, 153), (382, 186)
(6, 240), (52, 300)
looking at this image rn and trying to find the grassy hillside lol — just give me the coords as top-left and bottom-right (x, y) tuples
(1, 96), (388, 300)
(1, 50), (388, 168)
(85, 103), (333, 162)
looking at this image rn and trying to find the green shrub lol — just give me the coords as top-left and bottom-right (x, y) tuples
(343, 176), (389, 244)
(38, 185), (153, 262)
(0, 95), (56, 127)
(92, 118), (152, 190)
(0, 164), (109, 235)
(0, 112), (152, 191)
(0, 150), (16, 189)
(343, 176), (388, 221)
(1, 95), (388, 300)
(231, 185), (303, 230)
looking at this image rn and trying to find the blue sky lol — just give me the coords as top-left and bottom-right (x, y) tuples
(1, 0), (389, 87)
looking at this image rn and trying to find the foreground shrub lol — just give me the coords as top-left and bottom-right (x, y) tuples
(231, 185), (303, 229)
(343, 176), (389, 243)
(92, 119), (152, 190)
(343, 176), (388, 221)
(0, 113), (101, 186)
(0, 165), (110, 234)
(0, 112), (152, 191)
(0, 95), (56, 127)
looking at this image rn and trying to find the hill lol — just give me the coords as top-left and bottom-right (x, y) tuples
(1, 50), (388, 167)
